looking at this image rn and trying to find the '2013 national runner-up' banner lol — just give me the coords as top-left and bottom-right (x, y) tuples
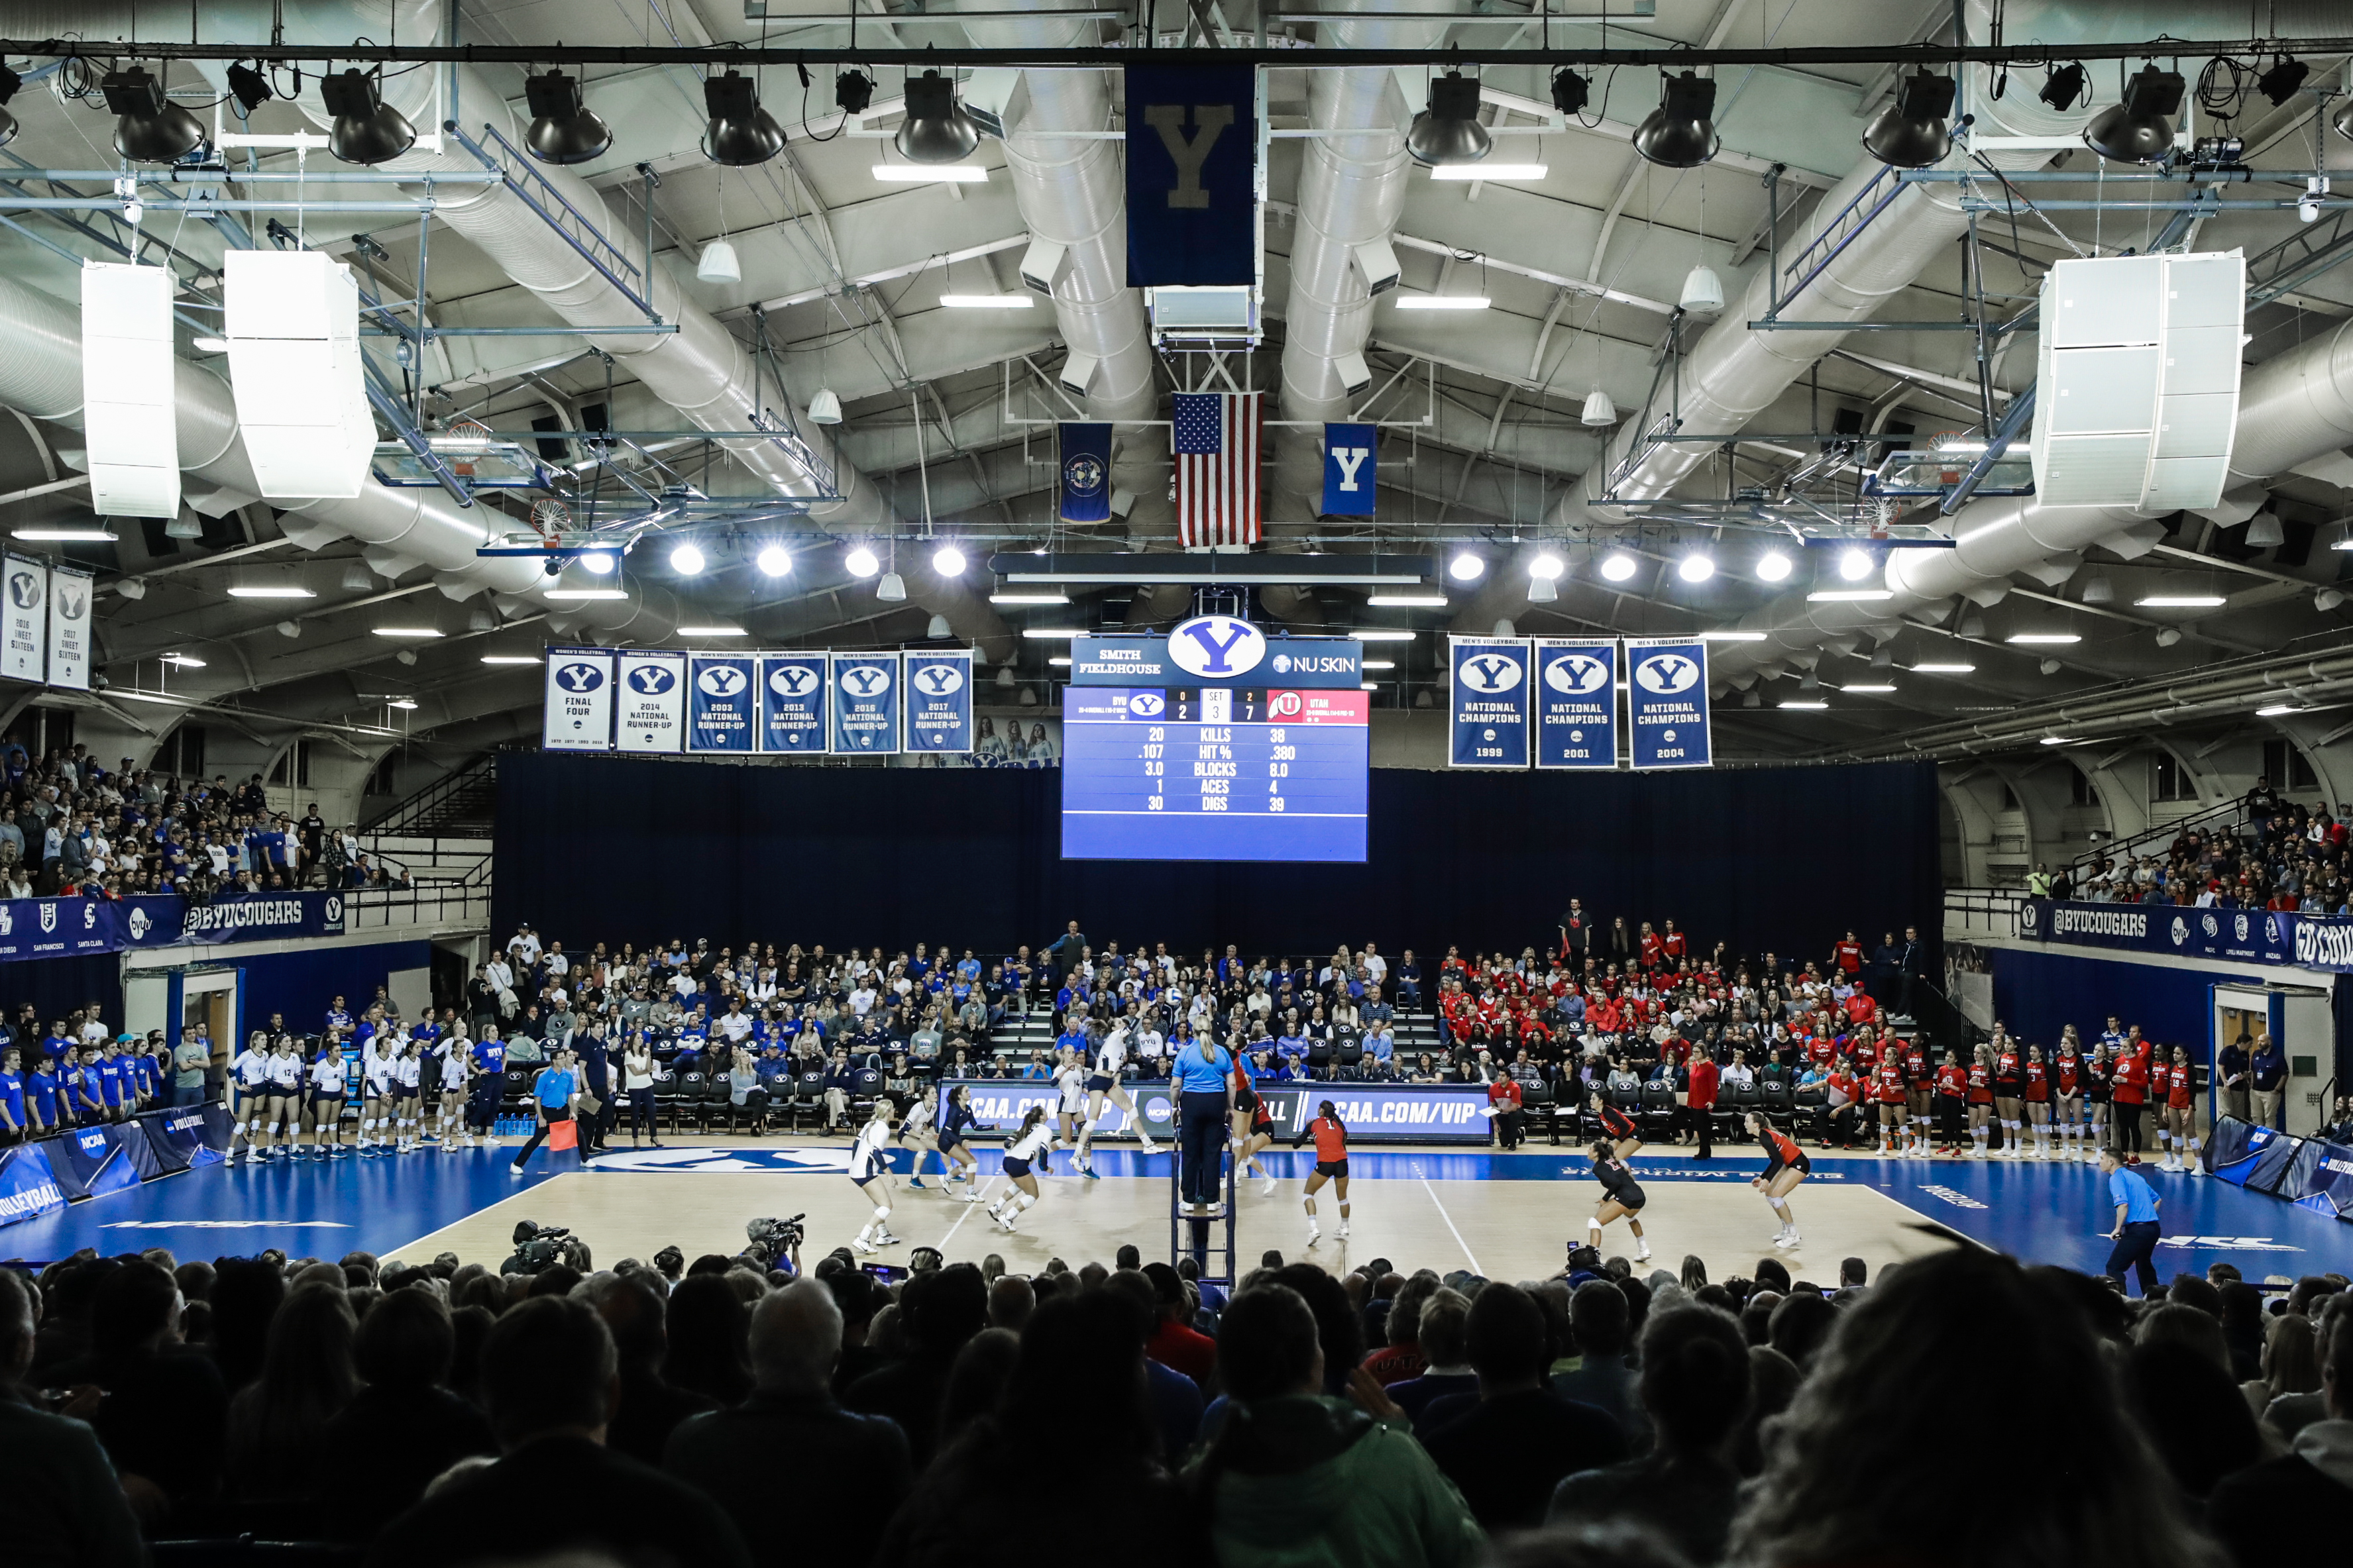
(759, 654), (828, 753)
(1447, 635), (1531, 768)
(1624, 638), (1712, 770)
(1532, 639), (1617, 769)
(903, 650), (973, 752)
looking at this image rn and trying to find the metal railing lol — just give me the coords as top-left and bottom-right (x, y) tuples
(341, 878), (492, 933)
(363, 753), (498, 834)
(1944, 888), (2023, 941)
(2066, 797), (2250, 882)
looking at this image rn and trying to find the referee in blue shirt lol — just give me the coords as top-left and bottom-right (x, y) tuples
(1171, 1030), (1234, 1213)
(2098, 1145), (2163, 1295)
(511, 1049), (580, 1175)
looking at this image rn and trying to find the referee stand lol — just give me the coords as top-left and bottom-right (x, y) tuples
(1169, 1142), (1239, 1287)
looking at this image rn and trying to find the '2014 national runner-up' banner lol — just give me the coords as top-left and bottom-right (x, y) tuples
(1623, 638), (1712, 770)
(1447, 635), (1531, 768)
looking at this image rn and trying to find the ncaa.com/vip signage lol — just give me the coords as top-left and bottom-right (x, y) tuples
(1624, 638), (1712, 770)
(1533, 639), (1617, 770)
(1448, 635), (1531, 769)
(541, 646), (615, 750)
(904, 650), (975, 752)
(2020, 898), (2353, 973)
(1068, 617), (1362, 690)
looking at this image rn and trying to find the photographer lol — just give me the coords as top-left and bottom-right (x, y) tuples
(745, 1216), (804, 1277)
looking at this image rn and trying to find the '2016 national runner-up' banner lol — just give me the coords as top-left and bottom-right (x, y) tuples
(46, 565), (91, 691)
(904, 650), (973, 752)
(1623, 638), (1712, 769)
(687, 656), (757, 753)
(1533, 639), (1617, 769)
(759, 654), (828, 753)
(830, 653), (902, 754)
(1447, 635), (1531, 768)
(542, 646), (615, 750)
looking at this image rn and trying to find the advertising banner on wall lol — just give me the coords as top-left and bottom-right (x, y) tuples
(2019, 900), (2353, 973)
(614, 650), (686, 753)
(541, 647), (614, 751)
(759, 654), (828, 753)
(1532, 639), (1617, 770)
(686, 656), (757, 753)
(830, 653), (902, 754)
(903, 650), (974, 753)
(1447, 635), (1531, 769)
(1624, 638), (1712, 769)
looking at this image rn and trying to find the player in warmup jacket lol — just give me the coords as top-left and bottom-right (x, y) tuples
(1872, 1055), (1908, 1157)
(2160, 1045), (2203, 1174)
(1589, 1088), (1641, 1161)
(2110, 1042), (2150, 1164)
(307, 1042), (349, 1159)
(1293, 1100), (1351, 1245)
(2052, 1041), (2087, 1163)
(988, 1104), (1057, 1233)
(848, 1100), (903, 1255)
(1991, 1033), (2025, 1159)
(1901, 1039), (1934, 1157)
(1075, 1025), (1161, 1176)
(1587, 1141), (1653, 1263)
(1933, 1051), (1969, 1157)
(1747, 1113), (1810, 1249)
(2022, 1046), (2053, 1159)
(2085, 1044), (2114, 1160)
(1965, 1045), (1997, 1159)
(228, 1032), (274, 1164)
(934, 1083), (983, 1198)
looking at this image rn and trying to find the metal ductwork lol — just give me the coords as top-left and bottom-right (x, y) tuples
(952, 8), (1164, 533)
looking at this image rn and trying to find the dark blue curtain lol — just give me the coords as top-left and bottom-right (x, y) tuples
(496, 753), (1940, 968)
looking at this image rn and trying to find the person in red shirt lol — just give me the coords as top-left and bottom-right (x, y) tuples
(1966, 1045), (1996, 1158)
(2110, 1043), (2150, 1165)
(1487, 1071), (1526, 1151)
(1686, 1052), (1718, 1161)
(2160, 1046), (2200, 1174)
(2053, 1041), (2085, 1163)
(1142, 1261), (1217, 1388)
(1873, 1055), (1908, 1156)
(1843, 986), (1879, 1029)
(1823, 1058), (1862, 1149)
(1637, 921), (1665, 970)
(1661, 921), (1688, 963)
(1590, 1087), (1641, 1161)
(1746, 1113), (1810, 1248)
(1934, 1051), (1970, 1155)
(1831, 931), (1865, 975)
(1293, 1100), (1351, 1243)
(2022, 1045), (2052, 1159)
(1902, 1040), (1934, 1155)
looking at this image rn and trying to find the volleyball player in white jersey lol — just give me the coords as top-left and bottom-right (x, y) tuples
(262, 1037), (304, 1161)
(358, 1031), (398, 1154)
(1052, 1047), (1090, 1150)
(391, 1037), (425, 1152)
(435, 1034), (476, 1150)
(988, 1105), (1056, 1233)
(308, 1042), (349, 1158)
(1075, 1025), (1161, 1177)
(228, 1032), (273, 1164)
(848, 1100), (903, 1255)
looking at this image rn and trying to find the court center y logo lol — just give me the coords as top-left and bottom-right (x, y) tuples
(1169, 615), (1265, 678)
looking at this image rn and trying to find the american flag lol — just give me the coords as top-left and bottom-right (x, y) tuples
(1173, 392), (1262, 548)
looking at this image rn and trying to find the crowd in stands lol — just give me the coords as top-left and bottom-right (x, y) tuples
(2038, 775), (2352, 914)
(0, 740), (413, 902)
(7, 1226), (2347, 1568)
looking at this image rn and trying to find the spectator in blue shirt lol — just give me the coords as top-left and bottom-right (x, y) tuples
(25, 1054), (58, 1133)
(2099, 1147), (2163, 1296)
(0, 1047), (23, 1139)
(1365, 1025), (1396, 1069)
(2249, 1031), (2287, 1129)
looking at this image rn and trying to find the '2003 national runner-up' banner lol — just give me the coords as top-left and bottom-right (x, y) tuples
(904, 650), (973, 753)
(1533, 639), (1617, 769)
(830, 653), (902, 754)
(1623, 638), (1712, 770)
(1447, 635), (1531, 768)
(687, 656), (757, 753)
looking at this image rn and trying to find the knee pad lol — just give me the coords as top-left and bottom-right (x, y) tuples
(873, 1204), (891, 1221)
(1016, 1192), (1036, 1211)
(1769, 1196), (1788, 1213)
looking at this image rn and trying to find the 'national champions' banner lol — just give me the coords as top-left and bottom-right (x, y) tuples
(2020, 899), (2353, 974)
(759, 654), (828, 753)
(541, 646), (615, 750)
(1533, 639), (1617, 769)
(830, 653), (902, 754)
(904, 650), (974, 753)
(1447, 635), (1531, 768)
(1124, 64), (1258, 287)
(1624, 638), (1711, 770)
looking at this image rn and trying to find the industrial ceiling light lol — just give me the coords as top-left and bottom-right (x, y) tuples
(2083, 66), (2186, 165)
(1677, 552), (1716, 584)
(2040, 62), (2088, 113)
(164, 515), (203, 540)
(926, 614), (954, 639)
(523, 70), (613, 165)
(846, 544), (880, 577)
(224, 60), (272, 113)
(2244, 509), (2286, 549)
(1449, 552), (1486, 582)
(1755, 550), (1793, 583)
(1529, 554), (1564, 582)
(1600, 550), (1639, 583)
(579, 551), (616, 574)
(1837, 547), (1875, 581)
(696, 239), (741, 284)
(877, 569), (907, 602)
(895, 70), (980, 165)
(0, 64), (19, 150)
(1863, 72), (1957, 169)
(1633, 72), (1720, 169)
(105, 66), (208, 164)
(704, 70), (785, 167)
(2258, 56), (2311, 107)
(1407, 71), (1491, 168)
(319, 68), (417, 166)
(1678, 264), (1725, 315)
(932, 544), (967, 576)
(669, 542), (706, 575)
(756, 545), (792, 576)
(808, 388), (844, 425)
(1580, 388), (1617, 426)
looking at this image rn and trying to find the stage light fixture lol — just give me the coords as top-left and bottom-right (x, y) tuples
(319, 68), (417, 166)
(756, 545), (792, 576)
(1863, 72), (1957, 168)
(1529, 554), (1564, 582)
(932, 545), (967, 576)
(704, 69), (785, 167)
(1633, 72), (1719, 169)
(846, 545), (880, 577)
(1676, 552), (1716, 583)
(2083, 66), (2185, 165)
(1448, 552), (1486, 582)
(1407, 71), (1491, 168)
(1600, 550), (1639, 583)
(1551, 69), (1590, 117)
(2258, 56), (2310, 107)
(224, 60), (272, 113)
(1756, 550), (1793, 582)
(2040, 62), (2088, 112)
(837, 70), (875, 115)
(669, 543), (705, 575)
(104, 66), (207, 164)
(896, 70), (980, 165)
(524, 70), (614, 165)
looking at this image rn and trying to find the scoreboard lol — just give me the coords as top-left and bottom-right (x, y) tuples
(1062, 686), (1370, 861)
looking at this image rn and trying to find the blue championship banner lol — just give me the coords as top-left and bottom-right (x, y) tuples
(0, 1141), (68, 1227)
(1625, 638), (1712, 770)
(1533, 639), (1617, 769)
(688, 656), (757, 753)
(1448, 635), (1531, 769)
(1321, 423), (1376, 517)
(1125, 64), (1257, 287)
(904, 650), (974, 752)
(1059, 423), (1113, 523)
(759, 654), (828, 753)
(830, 652), (902, 754)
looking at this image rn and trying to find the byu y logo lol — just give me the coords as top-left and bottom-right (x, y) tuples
(1142, 104), (1234, 209)
(1168, 615), (1265, 678)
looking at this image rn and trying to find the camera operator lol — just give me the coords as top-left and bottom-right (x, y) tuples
(744, 1216), (804, 1277)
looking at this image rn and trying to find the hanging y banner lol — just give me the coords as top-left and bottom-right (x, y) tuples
(1625, 638), (1712, 769)
(904, 650), (975, 753)
(614, 650), (686, 753)
(1125, 64), (1258, 287)
(687, 656), (757, 753)
(541, 646), (614, 751)
(1533, 639), (1617, 769)
(1, 556), (45, 684)
(1447, 635), (1531, 769)
(45, 566), (91, 691)
(1321, 423), (1376, 517)
(830, 653), (903, 754)
(1058, 423), (1113, 523)
(758, 654), (828, 753)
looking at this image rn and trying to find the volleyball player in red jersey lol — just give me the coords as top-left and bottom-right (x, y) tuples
(2110, 1043), (2150, 1165)
(1293, 1100), (1350, 1244)
(1588, 1086), (1641, 1161)
(2085, 1043), (2114, 1161)
(2018, 1045), (2051, 1159)
(1587, 1140), (1652, 1263)
(1873, 1054), (1908, 1157)
(2160, 1045), (2201, 1174)
(1901, 1038), (1934, 1155)
(1933, 1051), (1969, 1156)
(1745, 1111), (1810, 1249)
(1966, 1044), (1997, 1158)
(2053, 1039), (2086, 1162)
(1991, 1033), (2026, 1159)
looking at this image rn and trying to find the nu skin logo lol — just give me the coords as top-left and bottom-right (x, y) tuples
(1168, 615), (1265, 678)
(1142, 103), (1234, 209)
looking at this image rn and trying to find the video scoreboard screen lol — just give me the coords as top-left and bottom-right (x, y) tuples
(1062, 685), (1370, 861)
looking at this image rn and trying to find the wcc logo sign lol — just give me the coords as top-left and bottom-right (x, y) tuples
(1126, 65), (1256, 287)
(1168, 615), (1266, 679)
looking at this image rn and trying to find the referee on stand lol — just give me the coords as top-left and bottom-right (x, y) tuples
(1172, 1030), (1234, 1216)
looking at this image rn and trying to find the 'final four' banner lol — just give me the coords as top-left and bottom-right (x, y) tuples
(1125, 64), (1257, 287)
(759, 654), (828, 753)
(904, 650), (975, 752)
(1447, 635), (1531, 769)
(542, 647), (615, 750)
(830, 653), (902, 754)
(687, 656), (757, 753)
(1321, 423), (1376, 517)
(1624, 639), (1712, 770)
(1533, 639), (1617, 769)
